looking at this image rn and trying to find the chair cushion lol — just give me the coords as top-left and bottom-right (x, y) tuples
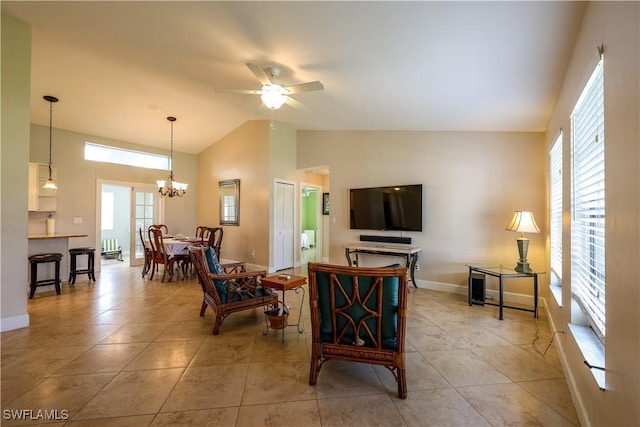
(205, 247), (227, 301)
(205, 247), (264, 304)
(205, 247), (224, 274)
(316, 268), (399, 349)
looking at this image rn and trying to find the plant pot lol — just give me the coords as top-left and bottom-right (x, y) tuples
(265, 308), (289, 330)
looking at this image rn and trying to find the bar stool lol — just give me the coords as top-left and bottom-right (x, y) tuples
(28, 253), (63, 299)
(68, 247), (96, 284)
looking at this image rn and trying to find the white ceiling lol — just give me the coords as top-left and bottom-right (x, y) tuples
(2, 1), (585, 154)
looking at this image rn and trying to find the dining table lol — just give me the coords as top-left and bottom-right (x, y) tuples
(161, 237), (204, 256)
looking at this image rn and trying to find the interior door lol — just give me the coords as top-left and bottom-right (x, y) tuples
(274, 181), (295, 271)
(131, 187), (158, 267)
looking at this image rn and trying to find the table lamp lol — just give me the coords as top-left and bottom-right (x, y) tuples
(505, 211), (540, 273)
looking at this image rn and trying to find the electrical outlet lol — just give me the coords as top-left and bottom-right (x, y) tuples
(251, 249), (256, 259)
(414, 263), (420, 271)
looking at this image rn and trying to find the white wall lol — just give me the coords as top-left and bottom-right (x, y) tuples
(1, 14), (31, 331)
(196, 120), (324, 270)
(544, 2), (639, 426)
(297, 130), (546, 297)
(28, 124), (198, 258)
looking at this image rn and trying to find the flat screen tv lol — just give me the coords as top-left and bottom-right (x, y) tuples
(349, 184), (423, 231)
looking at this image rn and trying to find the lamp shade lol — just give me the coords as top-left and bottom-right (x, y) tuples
(505, 211), (540, 233)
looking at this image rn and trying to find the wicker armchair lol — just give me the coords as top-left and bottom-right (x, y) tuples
(189, 245), (278, 335)
(307, 262), (408, 399)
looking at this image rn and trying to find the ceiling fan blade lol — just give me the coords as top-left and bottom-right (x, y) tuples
(216, 88), (262, 95)
(284, 81), (324, 94)
(255, 102), (271, 115)
(285, 97), (310, 112)
(216, 89), (262, 95)
(246, 63), (273, 86)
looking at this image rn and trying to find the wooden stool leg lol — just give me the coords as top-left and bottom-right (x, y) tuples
(54, 259), (61, 295)
(29, 261), (37, 299)
(88, 252), (96, 281)
(69, 253), (76, 285)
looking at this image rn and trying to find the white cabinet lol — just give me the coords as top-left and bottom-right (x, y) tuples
(28, 162), (57, 212)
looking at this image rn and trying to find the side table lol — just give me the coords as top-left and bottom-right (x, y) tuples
(467, 264), (541, 320)
(261, 274), (307, 342)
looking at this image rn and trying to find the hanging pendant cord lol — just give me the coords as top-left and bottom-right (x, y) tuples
(48, 100), (53, 179)
(169, 119), (174, 180)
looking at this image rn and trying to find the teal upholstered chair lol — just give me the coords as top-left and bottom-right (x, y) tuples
(307, 262), (408, 399)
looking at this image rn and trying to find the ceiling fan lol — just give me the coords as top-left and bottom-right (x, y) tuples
(217, 63), (324, 110)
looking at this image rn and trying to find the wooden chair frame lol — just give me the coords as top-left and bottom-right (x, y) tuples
(307, 262), (408, 399)
(195, 226), (212, 244)
(148, 227), (176, 282)
(189, 245), (278, 335)
(207, 227), (224, 259)
(139, 228), (153, 277)
(149, 224), (169, 234)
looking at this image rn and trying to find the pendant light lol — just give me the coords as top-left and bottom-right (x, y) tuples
(156, 116), (188, 197)
(43, 95), (59, 189)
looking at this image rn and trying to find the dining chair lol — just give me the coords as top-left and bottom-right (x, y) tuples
(207, 227), (224, 259)
(149, 224), (169, 235)
(148, 227), (176, 282)
(195, 226), (212, 244)
(139, 227), (153, 278)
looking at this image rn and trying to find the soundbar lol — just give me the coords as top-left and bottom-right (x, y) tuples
(359, 235), (412, 245)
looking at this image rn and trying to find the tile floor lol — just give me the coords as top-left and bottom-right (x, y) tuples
(1, 261), (579, 426)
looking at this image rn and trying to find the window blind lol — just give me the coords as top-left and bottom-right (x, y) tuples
(571, 57), (605, 338)
(549, 133), (563, 285)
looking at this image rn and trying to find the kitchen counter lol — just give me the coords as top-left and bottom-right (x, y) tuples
(28, 233), (90, 289)
(28, 233), (88, 239)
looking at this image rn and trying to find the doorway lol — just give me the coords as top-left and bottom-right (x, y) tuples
(97, 180), (160, 271)
(300, 183), (322, 266)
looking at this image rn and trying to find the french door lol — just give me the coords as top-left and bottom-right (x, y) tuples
(131, 187), (159, 267)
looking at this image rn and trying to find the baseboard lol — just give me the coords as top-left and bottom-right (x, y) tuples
(414, 279), (539, 306)
(1, 314), (30, 332)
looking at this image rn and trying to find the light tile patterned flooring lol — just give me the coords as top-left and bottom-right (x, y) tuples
(1, 261), (579, 426)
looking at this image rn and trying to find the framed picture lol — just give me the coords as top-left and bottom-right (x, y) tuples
(219, 179), (240, 225)
(322, 193), (330, 215)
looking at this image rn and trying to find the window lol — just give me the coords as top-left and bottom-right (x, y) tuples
(549, 132), (563, 287)
(85, 142), (168, 170)
(571, 56), (605, 338)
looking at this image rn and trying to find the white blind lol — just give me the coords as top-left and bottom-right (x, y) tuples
(571, 57), (605, 338)
(549, 133), (563, 285)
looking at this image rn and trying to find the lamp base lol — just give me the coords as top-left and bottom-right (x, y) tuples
(514, 237), (534, 273)
(514, 261), (534, 273)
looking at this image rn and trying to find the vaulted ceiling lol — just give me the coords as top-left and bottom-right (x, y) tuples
(2, 1), (585, 154)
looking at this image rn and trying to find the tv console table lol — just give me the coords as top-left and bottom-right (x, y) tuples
(345, 244), (421, 288)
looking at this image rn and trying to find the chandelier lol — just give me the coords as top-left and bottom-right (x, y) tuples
(43, 95), (59, 189)
(156, 116), (188, 197)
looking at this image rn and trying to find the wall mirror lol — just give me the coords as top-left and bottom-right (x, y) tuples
(219, 179), (240, 226)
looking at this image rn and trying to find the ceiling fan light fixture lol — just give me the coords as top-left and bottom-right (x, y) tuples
(261, 84), (288, 109)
